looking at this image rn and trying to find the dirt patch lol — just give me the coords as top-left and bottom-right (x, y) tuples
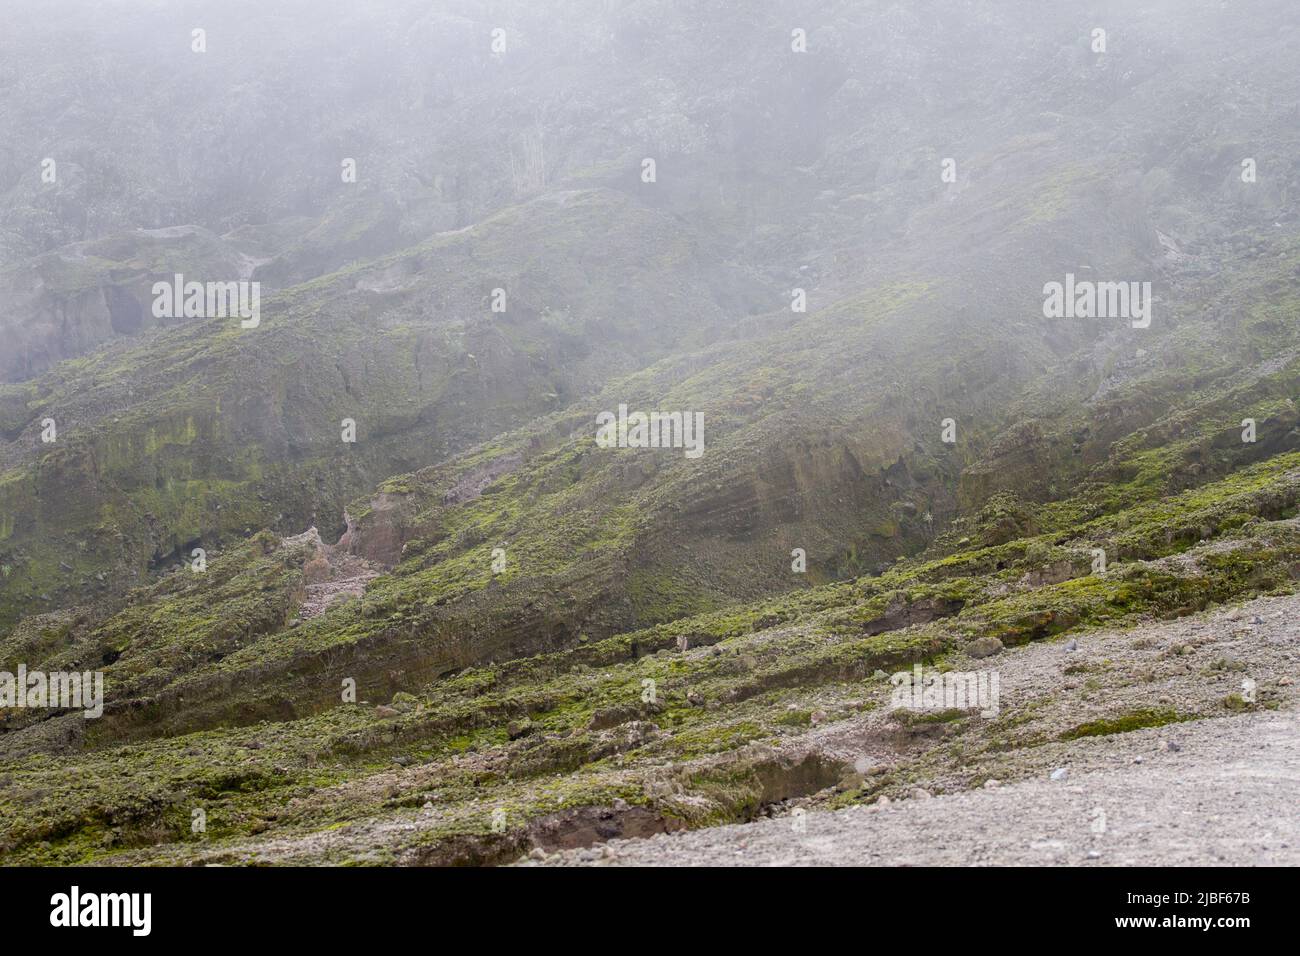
(286, 526), (383, 620)
(442, 454), (522, 505)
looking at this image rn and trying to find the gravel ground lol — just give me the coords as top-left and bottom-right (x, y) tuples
(528, 710), (1299, 866)
(99, 591), (1300, 866)
(528, 593), (1300, 867)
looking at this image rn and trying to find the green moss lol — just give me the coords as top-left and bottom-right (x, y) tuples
(1060, 708), (1192, 740)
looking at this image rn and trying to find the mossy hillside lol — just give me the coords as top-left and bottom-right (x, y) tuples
(496, 241), (1296, 620)
(7, 53), (1287, 639)
(1059, 707), (1192, 740)
(0, 189), (775, 631)
(12, 423), (1297, 736)
(7, 515), (1289, 858)
(0, 227), (252, 381)
(44, 429), (1300, 752)
(4, 0), (1300, 865)
(6, 86), (1259, 635)
(3, 504), (1295, 865)
(350, 312), (1300, 645)
(250, 192), (404, 289)
(957, 240), (1300, 513)
(308, 264), (1133, 622)
(0, 531), (309, 742)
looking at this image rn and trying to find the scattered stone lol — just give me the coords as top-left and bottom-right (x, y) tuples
(390, 691), (419, 713)
(966, 636), (1004, 659)
(529, 847), (547, 861)
(374, 705), (400, 718)
(1049, 767), (1068, 781)
(983, 779), (1001, 789)
(507, 719), (534, 740)
(1087, 850), (1102, 859)
(912, 788), (932, 800)
(810, 709), (828, 725)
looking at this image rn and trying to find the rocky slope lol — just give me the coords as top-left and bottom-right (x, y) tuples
(0, 0), (1297, 866)
(529, 708), (1300, 866)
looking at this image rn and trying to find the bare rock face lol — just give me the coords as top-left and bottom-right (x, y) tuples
(965, 636), (1005, 659)
(864, 593), (966, 635)
(0, 228), (249, 383)
(286, 524), (383, 620)
(336, 497), (409, 568)
(297, 556), (379, 620)
(301, 554), (332, 585)
(525, 805), (687, 853)
(442, 454), (522, 506)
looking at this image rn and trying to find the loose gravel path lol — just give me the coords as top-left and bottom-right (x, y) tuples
(530, 593), (1300, 867)
(531, 710), (1299, 865)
